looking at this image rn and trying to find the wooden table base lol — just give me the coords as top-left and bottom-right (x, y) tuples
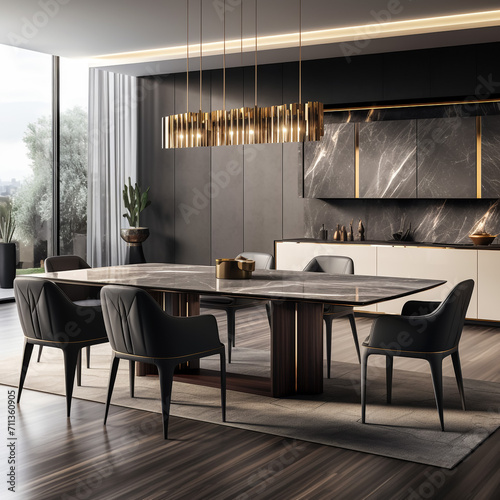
(271, 301), (324, 397)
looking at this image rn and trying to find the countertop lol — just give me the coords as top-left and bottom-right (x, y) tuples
(276, 239), (500, 250)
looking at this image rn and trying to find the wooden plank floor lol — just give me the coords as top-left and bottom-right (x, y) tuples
(2, 301), (500, 499)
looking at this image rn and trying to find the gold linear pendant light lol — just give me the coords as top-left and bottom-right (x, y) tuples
(162, 0), (323, 149)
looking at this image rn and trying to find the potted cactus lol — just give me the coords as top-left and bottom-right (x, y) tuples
(0, 204), (16, 288)
(120, 177), (151, 264)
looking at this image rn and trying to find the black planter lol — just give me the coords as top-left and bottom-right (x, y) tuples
(0, 242), (16, 289)
(120, 227), (149, 265)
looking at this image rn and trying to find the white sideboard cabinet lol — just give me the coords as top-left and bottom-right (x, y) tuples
(275, 241), (491, 320)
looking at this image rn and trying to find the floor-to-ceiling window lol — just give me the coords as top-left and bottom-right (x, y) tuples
(60, 57), (88, 260)
(0, 45), (89, 272)
(0, 44), (52, 270)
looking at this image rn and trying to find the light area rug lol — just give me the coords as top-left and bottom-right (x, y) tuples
(2, 343), (500, 469)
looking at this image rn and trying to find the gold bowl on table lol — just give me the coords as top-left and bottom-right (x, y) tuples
(215, 257), (255, 279)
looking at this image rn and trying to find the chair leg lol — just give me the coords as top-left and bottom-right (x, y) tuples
(386, 355), (393, 404)
(37, 345), (43, 362)
(324, 316), (333, 379)
(220, 351), (227, 422)
(77, 350), (82, 387)
(104, 355), (120, 425)
(348, 314), (361, 364)
(129, 360), (135, 398)
(157, 363), (176, 439)
(86, 346), (91, 369)
(17, 342), (34, 403)
(226, 309), (235, 363)
(428, 357), (445, 431)
(451, 351), (466, 411)
(63, 348), (81, 418)
(361, 350), (369, 424)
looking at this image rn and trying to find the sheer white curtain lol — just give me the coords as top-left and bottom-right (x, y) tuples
(87, 68), (138, 267)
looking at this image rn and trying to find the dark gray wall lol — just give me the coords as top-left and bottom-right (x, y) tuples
(138, 41), (500, 264)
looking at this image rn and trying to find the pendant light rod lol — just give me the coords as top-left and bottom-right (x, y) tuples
(254, 0), (258, 107)
(199, 0), (202, 111)
(240, 1), (243, 67)
(299, 0), (302, 105)
(186, 0), (189, 113)
(223, 0), (226, 112)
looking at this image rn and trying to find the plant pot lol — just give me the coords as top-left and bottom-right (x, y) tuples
(120, 227), (149, 264)
(0, 242), (16, 289)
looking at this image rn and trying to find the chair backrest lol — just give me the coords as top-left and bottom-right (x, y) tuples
(44, 255), (98, 302)
(101, 285), (221, 358)
(423, 279), (474, 351)
(237, 252), (274, 270)
(44, 255), (90, 272)
(303, 255), (354, 275)
(14, 277), (105, 343)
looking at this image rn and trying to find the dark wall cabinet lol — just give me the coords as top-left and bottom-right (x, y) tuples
(359, 120), (416, 198)
(417, 117), (476, 198)
(304, 116), (355, 198)
(305, 116), (480, 200)
(481, 116), (500, 198)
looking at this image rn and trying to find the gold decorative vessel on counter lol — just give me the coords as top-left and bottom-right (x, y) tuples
(216, 257), (255, 279)
(469, 232), (497, 245)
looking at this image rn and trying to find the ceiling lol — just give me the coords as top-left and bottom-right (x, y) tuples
(1, 0), (500, 76)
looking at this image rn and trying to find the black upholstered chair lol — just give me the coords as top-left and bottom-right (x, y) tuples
(14, 277), (108, 417)
(101, 285), (226, 439)
(39, 255), (100, 367)
(201, 252), (274, 363)
(303, 255), (360, 378)
(361, 279), (474, 431)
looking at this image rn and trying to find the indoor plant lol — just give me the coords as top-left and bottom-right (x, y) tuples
(120, 177), (151, 264)
(0, 204), (16, 288)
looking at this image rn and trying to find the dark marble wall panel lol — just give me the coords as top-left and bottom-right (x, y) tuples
(211, 146), (244, 264)
(138, 76), (175, 263)
(482, 116), (500, 198)
(417, 117), (477, 198)
(304, 116), (354, 198)
(244, 144), (283, 255)
(283, 143), (306, 239)
(174, 148), (211, 265)
(359, 120), (416, 198)
(304, 199), (500, 245)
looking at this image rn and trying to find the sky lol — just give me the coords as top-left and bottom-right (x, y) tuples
(0, 44), (88, 182)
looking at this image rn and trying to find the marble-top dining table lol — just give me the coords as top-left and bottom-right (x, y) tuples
(31, 263), (445, 397)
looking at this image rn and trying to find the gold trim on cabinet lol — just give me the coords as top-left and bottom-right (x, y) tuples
(354, 122), (360, 198)
(324, 98), (500, 113)
(477, 116), (482, 199)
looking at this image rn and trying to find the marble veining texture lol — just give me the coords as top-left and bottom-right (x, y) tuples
(304, 115), (354, 198)
(305, 198), (500, 244)
(417, 117), (476, 198)
(482, 115), (500, 198)
(33, 264), (443, 306)
(359, 120), (416, 198)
